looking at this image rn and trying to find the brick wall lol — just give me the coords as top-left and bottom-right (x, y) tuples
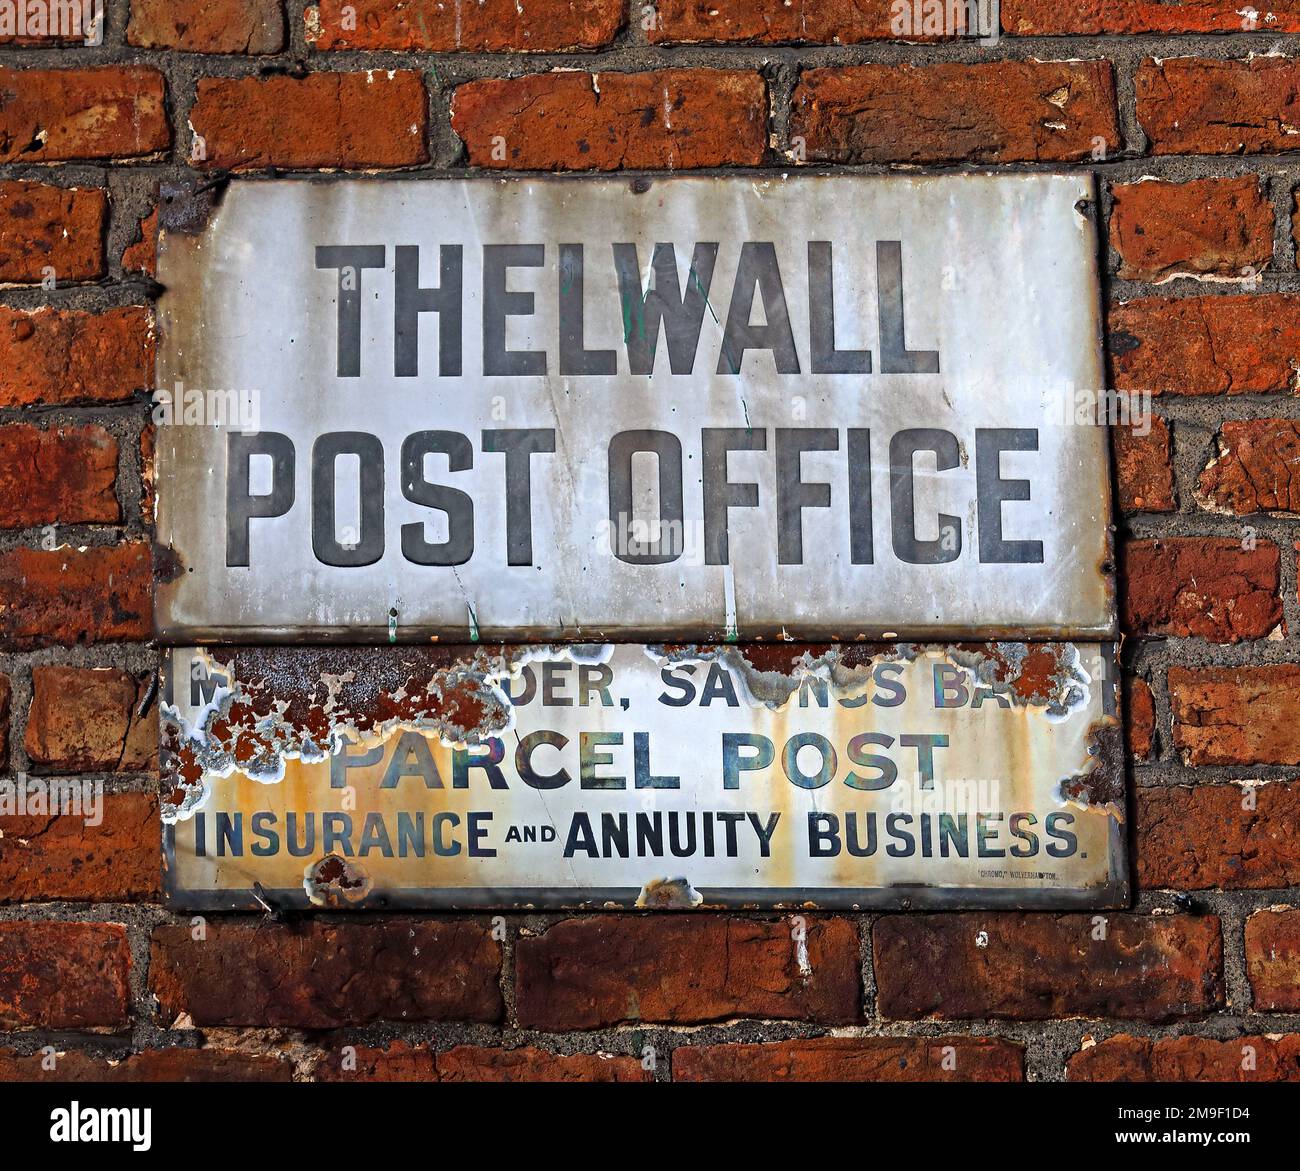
(1, 0), (1299, 1083)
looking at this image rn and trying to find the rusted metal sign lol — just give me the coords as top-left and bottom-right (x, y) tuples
(154, 175), (1113, 643)
(161, 642), (1126, 910)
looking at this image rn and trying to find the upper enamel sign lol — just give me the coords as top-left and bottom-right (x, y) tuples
(153, 174), (1113, 643)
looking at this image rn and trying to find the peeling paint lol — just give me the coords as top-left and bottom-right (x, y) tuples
(161, 642), (1126, 911)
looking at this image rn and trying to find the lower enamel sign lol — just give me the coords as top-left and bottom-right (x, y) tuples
(161, 642), (1126, 910)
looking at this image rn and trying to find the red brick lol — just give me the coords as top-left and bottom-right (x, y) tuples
(450, 70), (767, 170)
(1113, 415), (1174, 513)
(0, 1047), (291, 1082)
(128, 0), (285, 53)
(1246, 910), (1300, 1011)
(189, 71), (427, 171)
(0, 921), (130, 1029)
(310, 1040), (647, 1081)
(0, 674), (9, 765)
(1005, 0), (1300, 33)
(0, 543), (152, 651)
(25, 667), (156, 773)
(673, 1036), (1023, 1082)
(0, 790), (159, 903)
(874, 914), (1223, 1021)
(1069, 1033), (1300, 1081)
(0, 306), (153, 408)
(1128, 675), (1156, 761)
(790, 61), (1119, 165)
(436, 1045), (651, 1082)
(1110, 177), (1273, 283)
(1199, 420), (1300, 514)
(311, 1040), (437, 1081)
(1110, 295), (1300, 397)
(1137, 783), (1300, 890)
(309, 0), (623, 50)
(1170, 665), (1300, 766)
(122, 207), (157, 278)
(150, 920), (501, 1027)
(0, 425), (118, 528)
(0, 67), (168, 162)
(0, 180), (105, 283)
(1122, 538), (1281, 643)
(649, 0), (912, 43)
(1137, 57), (1300, 155)
(515, 915), (860, 1030)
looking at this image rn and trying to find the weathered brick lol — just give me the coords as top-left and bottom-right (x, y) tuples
(1122, 537), (1281, 642)
(0, 674), (9, 766)
(0, 67), (168, 162)
(649, 0), (914, 43)
(1137, 783), (1300, 890)
(0, 790), (159, 903)
(874, 914), (1223, 1021)
(0, 1047), (291, 1082)
(310, 1040), (646, 1081)
(1170, 665), (1300, 766)
(189, 71), (427, 171)
(450, 70), (767, 170)
(25, 667), (156, 773)
(790, 61), (1119, 165)
(436, 1045), (651, 1082)
(128, 0), (285, 53)
(1069, 1033), (1300, 1081)
(150, 920), (501, 1027)
(308, 0), (623, 50)
(1005, 0), (1300, 34)
(1246, 910), (1300, 1011)
(122, 207), (157, 278)
(1109, 177), (1273, 283)
(1109, 295), (1300, 397)
(311, 1040), (436, 1081)
(1128, 675), (1156, 761)
(1137, 57), (1300, 155)
(0, 425), (118, 528)
(0, 306), (153, 408)
(515, 916), (860, 1030)
(673, 1036), (1024, 1081)
(0, 921), (130, 1029)
(1113, 415), (1174, 513)
(0, 180), (105, 283)
(1200, 420), (1300, 515)
(0, 543), (152, 651)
